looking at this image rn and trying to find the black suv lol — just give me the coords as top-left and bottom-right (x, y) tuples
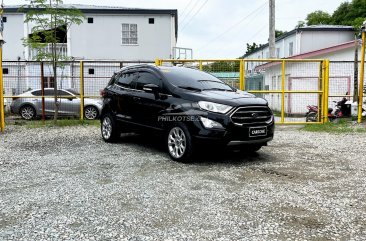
(100, 65), (274, 161)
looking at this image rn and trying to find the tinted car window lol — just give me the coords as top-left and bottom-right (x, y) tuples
(32, 90), (42, 96)
(116, 72), (137, 88)
(44, 90), (54, 96)
(161, 67), (233, 91)
(58, 90), (72, 96)
(134, 72), (161, 91)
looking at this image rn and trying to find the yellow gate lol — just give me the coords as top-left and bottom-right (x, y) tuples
(156, 59), (330, 124)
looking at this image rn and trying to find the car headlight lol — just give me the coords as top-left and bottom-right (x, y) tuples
(198, 101), (232, 114)
(200, 117), (224, 129)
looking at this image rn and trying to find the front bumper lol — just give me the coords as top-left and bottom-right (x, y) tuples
(191, 113), (275, 146)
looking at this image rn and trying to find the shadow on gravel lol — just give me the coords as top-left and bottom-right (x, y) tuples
(115, 133), (274, 166)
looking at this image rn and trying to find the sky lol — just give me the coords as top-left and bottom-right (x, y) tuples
(4, 0), (349, 59)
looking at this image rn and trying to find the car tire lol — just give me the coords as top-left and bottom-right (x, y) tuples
(101, 113), (120, 142)
(305, 112), (317, 122)
(20, 105), (36, 120)
(84, 106), (99, 120)
(166, 122), (193, 162)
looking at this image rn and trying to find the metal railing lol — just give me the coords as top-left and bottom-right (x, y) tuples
(1, 58), (365, 132)
(156, 58), (330, 125)
(29, 43), (68, 60)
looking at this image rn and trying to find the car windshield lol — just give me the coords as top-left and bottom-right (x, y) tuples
(66, 89), (79, 96)
(161, 67), (234, 91)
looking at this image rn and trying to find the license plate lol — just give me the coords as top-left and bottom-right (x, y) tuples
(249, 127), (267, 137)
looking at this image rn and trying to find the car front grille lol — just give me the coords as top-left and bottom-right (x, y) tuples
(230, 106), (273, 125)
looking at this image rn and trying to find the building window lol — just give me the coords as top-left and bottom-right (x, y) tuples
(122, 23), (138, 45)
(3, 68), (8, 74)
(149, 18), (155, 24)
(2, 17), (6, 23)
(88, 18), (93, 24)
(289, 42), (294, 56)
(43, 77), (55, 88)
(276, 48), (280, 58)
(88, 68), (95, 75)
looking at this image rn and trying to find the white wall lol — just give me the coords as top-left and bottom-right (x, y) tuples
(300, 31), (354, 54)
(69, 14), (175, 60)
(3, 14), (25, 60)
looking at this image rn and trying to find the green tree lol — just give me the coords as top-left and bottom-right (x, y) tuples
(306, 10), (332, 25)
(331, 2), (351, 25)
(20, 0), (84, 122)
(275, 30), (287, 38)
(296, 21), (306, 28)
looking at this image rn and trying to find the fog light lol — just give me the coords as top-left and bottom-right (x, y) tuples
(200, 117), (223, 129)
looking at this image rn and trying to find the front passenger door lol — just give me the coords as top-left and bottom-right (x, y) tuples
(130, 71), (168, 129)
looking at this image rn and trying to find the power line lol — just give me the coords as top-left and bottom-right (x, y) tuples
(180, 0), (195, 19)
(180, 0), (209, 32)
(215, 23), (268, 57)
(209, 12), (268, 57)
(197, 0), (268, 52)
(179, 0), (202, 28)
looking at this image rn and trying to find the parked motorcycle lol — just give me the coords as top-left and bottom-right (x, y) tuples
(305, 97), (361, 122)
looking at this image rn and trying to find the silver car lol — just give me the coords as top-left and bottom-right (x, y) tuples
(10, 88), (103, 120)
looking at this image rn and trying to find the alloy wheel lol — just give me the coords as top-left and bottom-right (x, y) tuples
(85, 106), (98, 120)
(168, 127), (187, 159)
(21, 106), (35, 120)
(102, 116), (112, 140)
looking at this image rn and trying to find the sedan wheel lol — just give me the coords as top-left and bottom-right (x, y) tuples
(20, 106), (36, 120)
(84, 106), (98, 120)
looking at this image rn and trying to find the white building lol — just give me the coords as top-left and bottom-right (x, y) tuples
(244, 25), (355, 60)
(1, 4), (178, 101)
(3, 4), (178, 61)
(243, 25), (365, 115)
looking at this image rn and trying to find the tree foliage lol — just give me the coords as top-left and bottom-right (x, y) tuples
(20, 0), (84, 122)
(303, 0), (366, 29)
(202, 61), (240, 72)
(306, 10), (332, 25)
(244, 42), (262, 56)
(20, 0), (84, 61)
(275, 30), (287, 38)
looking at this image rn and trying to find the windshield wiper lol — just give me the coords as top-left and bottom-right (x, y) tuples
(203, 88), (234, 92)
(198, 79), (223, 84)
(177, 86), (202, 92)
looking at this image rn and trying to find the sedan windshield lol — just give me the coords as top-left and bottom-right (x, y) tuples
(161, 67), (234, 91)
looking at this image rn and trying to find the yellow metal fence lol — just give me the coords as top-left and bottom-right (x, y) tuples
(156, 58), (331, 125)
(1, 58), (365, 132)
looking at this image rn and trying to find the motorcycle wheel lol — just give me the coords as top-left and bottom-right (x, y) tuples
(306, 112), (318, 122)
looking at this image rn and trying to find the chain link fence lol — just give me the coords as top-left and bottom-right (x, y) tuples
(0, 59), (365, 130)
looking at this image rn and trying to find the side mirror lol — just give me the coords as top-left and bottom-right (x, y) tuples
(68, 97), (73, 101)
(143, 84), (159, 93)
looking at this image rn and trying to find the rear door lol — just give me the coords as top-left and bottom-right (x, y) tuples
(113, 71), (138, 122)
(58, 90), (76, 116)
(44, 89), (56, 115)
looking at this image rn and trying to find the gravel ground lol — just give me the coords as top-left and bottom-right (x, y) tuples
(1, 125), (366, 241)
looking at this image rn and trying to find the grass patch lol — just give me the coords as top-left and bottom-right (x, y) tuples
(17, 119), (100, 129)
(302, 120), (366, 133)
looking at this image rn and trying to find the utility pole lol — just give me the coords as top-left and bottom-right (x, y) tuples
(269, 0), (276, 58)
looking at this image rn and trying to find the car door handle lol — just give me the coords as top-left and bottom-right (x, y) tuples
(133, 97), (141, 101)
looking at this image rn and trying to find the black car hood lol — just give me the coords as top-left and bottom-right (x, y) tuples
(177, 89), (268, 107)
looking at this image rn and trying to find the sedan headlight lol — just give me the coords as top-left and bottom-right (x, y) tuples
(198, 101), (232, 114)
